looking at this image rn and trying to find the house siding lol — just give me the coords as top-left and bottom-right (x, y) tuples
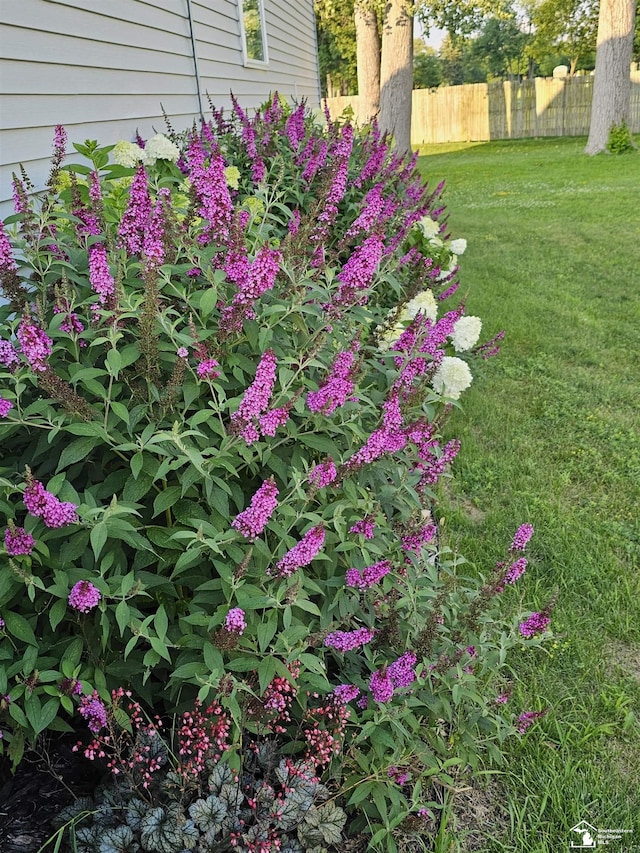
(0, 0), (320, 216)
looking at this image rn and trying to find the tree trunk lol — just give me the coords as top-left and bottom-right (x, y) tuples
(585, 0), (636, 154)
(354, 2), (381, 125)
(379, 0), (414, 154)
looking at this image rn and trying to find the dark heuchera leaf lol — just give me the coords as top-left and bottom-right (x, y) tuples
(98, 825), (140, 853)
(188, 794), (227, 832)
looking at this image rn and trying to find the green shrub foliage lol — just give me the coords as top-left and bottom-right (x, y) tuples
(0, 96), (549, 847)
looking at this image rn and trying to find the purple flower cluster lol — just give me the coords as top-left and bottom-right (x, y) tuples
(185, 137), (232, 242)
(0, 221), (17, 272)
(272, 524), (325, 577)
(117, 163), (151, 254)
(17, 316), (52, 372)
(142, 188), (171, 266)
(231, 349), (278, 444)
(402, 523), (436, 554)
(24, 479), (78, 528)
(387, 652), (417, 688)
(503, 557), (527, 586)
(307, 348), (358, 414)
(68, 580), (101, 613)
(232, 478), (279, 540)
(330, 234), (385, 312)
(225, 607), (247, 635)
(309, 457), (337, 489)
(0, 398), (13, 418)
(58, 312), (85, 337)
(4, 526), (35, 556)
(0, 341), (20, 372)
(369, 669), (394, 703)
(519, 611), (550, 638)
(220, 244), (281, 335)
(88, 243), (115, 306)
(284, 103), (306, 150)
(511, 523), (534, 551)
(345, 560), (391, 590)
(388, 766), (409, 786)
(196, 358), (220, 380)
(332, 684), (361, 704)
(324, 627), (375, 651)
(349, 517), (375, 539)
(78, 690), (108, 733)
(259, 406), (290, 437)
(346, 184), (385, 237)
(346, 424), (406, 469)
(517, 710), (546, 734)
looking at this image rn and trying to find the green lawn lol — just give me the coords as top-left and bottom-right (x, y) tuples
(417, 137), (640, 852)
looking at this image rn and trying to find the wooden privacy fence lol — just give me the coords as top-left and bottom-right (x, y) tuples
(325, 73), (640, 145)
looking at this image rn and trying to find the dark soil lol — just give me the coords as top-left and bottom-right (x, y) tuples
(0, 735), (99, 853)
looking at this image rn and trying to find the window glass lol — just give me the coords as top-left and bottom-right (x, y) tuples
(241, 0), (267, 63)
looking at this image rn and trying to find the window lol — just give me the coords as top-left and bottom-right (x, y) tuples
(239, 0), (268, 65)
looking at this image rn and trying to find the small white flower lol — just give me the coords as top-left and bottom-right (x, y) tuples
(449, 238), (467, 255)
(418, 216), (440, 239)
(451, 316), (482, 352)
(402, 289), (438, 323)
(431, 356), (473, 400)
(112, 140), (147, 168)
(144, 134), (180, 165)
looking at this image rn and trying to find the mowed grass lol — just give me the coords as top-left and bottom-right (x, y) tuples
(416, 138), (640, 851)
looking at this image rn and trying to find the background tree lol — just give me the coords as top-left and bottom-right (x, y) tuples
(471, 14), (531, 79)
(355, 1), (381, 123)
(529, 0), (598, 74)
(315, 0), (357, 96)
(585, 0), (637, 154)
(414, 39), (443, 88)
(379, 0), (414, 152)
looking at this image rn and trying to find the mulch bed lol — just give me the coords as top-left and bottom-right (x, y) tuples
(0, 735), (99, 852)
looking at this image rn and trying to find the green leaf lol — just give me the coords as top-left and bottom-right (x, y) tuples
(49, 598), (67, 632)
(56, 436), (100, 472)
(90, 522), (108, 560)
(4, 612), (37, 646)
(200, 287), (219, 316)
(153, 486), (182, 517)
(154, 605), (168, 642)
(257, 614), (278, 653)
(149, 636), (172, 663)
(257, 656), (277, 695)
(115, 600), (130, 636)
(203, 642), (223, 677)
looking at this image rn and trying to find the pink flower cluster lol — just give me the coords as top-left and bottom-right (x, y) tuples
(345, 560), (391, 590)
(4, 526), (35, 556)
(177, 699), (230, 778)
(68, 580), (101, 613)
(88, 243), (115, 306)
(309, 457), (337, 489)
(324, 626), (375, 652)
(519, 611), (550, 638)
(0, 341), (20, 372)
(511, 523), (534, 551)
(330, 233), (385, 311)
(17, 316), (52, 372)
(78, 690), (108, 734)
(503, 557), (527, 586)
(24, 478), (78, 528)
(0, 221), (18, 272)
(117, 163), (152, 254)
(232, 478), (279, 540)
(349, 517), (375, 539)
(402, 523), (437, 554)
(517, 709), (547, 734)
(196, 357), (221, 379)
(332, 684), (361, 704)
(230, 349), (278, 444)
(225, 607), (247, 635)
(272, 524), (325, 577)
(307, 347), (358, 414)
(0, 398), (13, 418)
(220, 244), (282, 335)
(370, 652), (418, 704)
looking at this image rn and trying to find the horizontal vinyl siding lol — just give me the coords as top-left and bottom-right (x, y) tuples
(0, 0), (320, 216)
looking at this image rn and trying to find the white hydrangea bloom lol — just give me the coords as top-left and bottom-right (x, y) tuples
(224, 165), (241, 189)
(112, 140), (147, 168)
(431, 356), (473, 400)
(379, 323), (406, 352)
(401, 289), (438, 323)
(449, 238), (467, 255)
(418, 216), (440, 239)
(144, 134), (180, 165)
(451, 316), (482, 352)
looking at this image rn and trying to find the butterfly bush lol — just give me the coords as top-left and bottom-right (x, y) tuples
(0, 99), (550, 845)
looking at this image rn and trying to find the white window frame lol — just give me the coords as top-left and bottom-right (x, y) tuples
(238, 0), (269, 67)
